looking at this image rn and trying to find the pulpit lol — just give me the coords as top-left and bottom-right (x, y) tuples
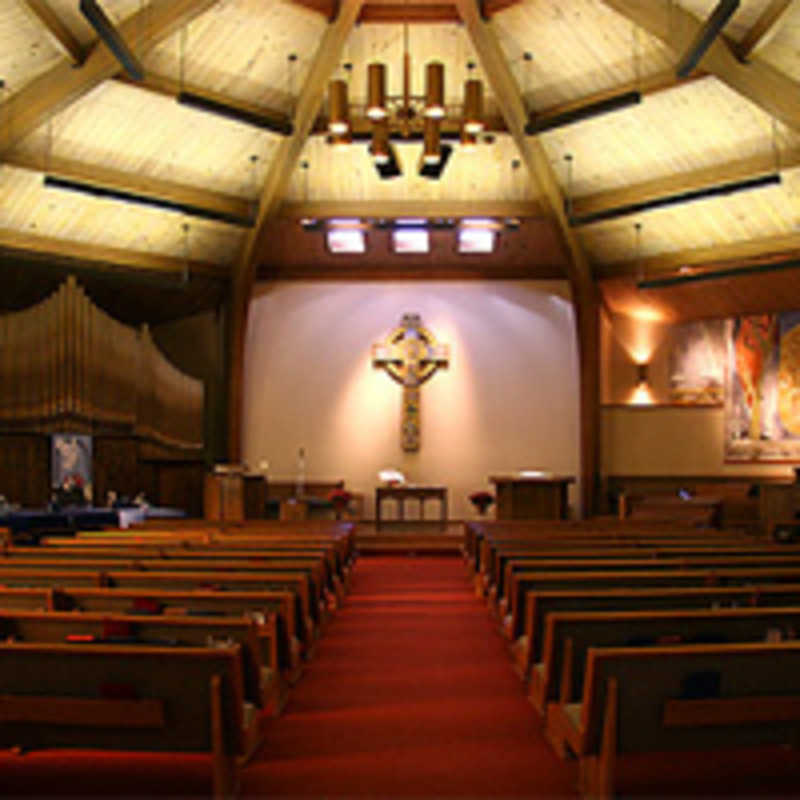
(490, 474), (574, 520)
(204, 464), (246, 524)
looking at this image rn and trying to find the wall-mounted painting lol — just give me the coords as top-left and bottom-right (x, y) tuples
(51, 434), (93, 502)
(725, 312), (800, 462)
(669, 320), (726, 404)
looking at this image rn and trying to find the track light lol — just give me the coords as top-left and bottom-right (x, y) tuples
(176, 92), (293, 135)
(80, 0), (144, 81)
(570, 173), (781, 227)
(637, 258), (800, 289)
(43, 175), (254, 227)
(424, 62), (446, 119)
(526, 91), (641, 135)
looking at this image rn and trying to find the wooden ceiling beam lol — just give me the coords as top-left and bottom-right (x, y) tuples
(570, 147), (797, 225)
(736, 0), (794, 61)
(278, 199), (542, 219)
(598, 231), (800, 280)
(4, 150), (253, 228)
(21, 0), (86, 66)
(0, 0), (219, 156)
(454, 0), (600, 516)
(228, 0), (365, 461)
(601, 0), (800, 132)
(0, 227), (226, 278)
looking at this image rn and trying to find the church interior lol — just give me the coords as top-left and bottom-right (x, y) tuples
(3, 0), (800, 797)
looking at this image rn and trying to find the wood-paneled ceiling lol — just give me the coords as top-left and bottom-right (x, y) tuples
(3, 0), (800, 322)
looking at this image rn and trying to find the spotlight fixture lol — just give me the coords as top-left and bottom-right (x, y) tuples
(374, 145), (402, 180)
(419, 144), (453, 180)
(79, 0), (144, 81)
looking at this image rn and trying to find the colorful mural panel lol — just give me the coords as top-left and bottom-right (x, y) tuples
(725, 313), (800, 462)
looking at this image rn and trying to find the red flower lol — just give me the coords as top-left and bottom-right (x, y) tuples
(328, 489), (352, 509)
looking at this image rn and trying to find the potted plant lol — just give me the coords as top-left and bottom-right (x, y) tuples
(468, 490), (495, 517)
(328, 489), (353, 520)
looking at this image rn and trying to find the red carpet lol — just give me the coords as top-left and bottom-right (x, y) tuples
(241, 555), (575, 798)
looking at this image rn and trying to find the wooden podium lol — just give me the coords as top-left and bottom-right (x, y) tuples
(490, 474), (574, 520)
(204, 464), (245, 524)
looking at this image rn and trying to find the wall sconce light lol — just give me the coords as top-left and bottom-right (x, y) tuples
(636, 363), (649, 386)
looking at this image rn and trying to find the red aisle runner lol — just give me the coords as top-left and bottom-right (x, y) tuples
(242, 555), (575, 798)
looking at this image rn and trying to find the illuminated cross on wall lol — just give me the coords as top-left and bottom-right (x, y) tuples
(372, 313), (450, 452)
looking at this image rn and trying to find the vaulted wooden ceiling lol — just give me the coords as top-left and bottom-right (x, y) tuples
(3, 0), (800, 322)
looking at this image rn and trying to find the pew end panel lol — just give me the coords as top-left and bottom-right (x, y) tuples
(0, 642), (251, 798)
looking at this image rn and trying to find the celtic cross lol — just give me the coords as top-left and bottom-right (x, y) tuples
(372, 313), (449, 451)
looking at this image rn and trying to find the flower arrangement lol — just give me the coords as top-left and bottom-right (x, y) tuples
(328, 489), (353, 518)
(469, 491), (495, 515)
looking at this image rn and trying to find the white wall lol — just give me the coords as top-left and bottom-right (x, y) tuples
(243, 281), (580, 520)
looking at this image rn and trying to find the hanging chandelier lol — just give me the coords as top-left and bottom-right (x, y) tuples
(325, 28), (486, 179)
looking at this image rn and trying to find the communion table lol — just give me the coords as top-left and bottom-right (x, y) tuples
(375, 485), (448, 531)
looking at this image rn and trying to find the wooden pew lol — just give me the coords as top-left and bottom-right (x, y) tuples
(497, 552), (800, 617)
(0, 609), (287, 718)
(0, 567), (315, 655)
(47, 586), (301, 683)
(0, 641), (252, 798)
(531, 605), (800, 717)
(506, 566), (800, 642)
(0, 586), (53, 610)
(544, 641), (800, 798)
(486, 542), (800, 602)
(516, 583), (800, 683)
(0, 555), (333, 631)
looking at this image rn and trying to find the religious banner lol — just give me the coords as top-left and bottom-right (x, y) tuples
(372, 313), (449, 452)
(669, 320), (726, 405)
(725, 312), (800, 462)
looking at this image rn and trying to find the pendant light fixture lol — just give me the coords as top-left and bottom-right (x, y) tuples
(366, 63), (388, 120)
(424, 61), (445, 119)
(328, 79), (350, 135)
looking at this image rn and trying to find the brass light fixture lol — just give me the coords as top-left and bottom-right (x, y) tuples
(366, 63), (388, 120)
(424, 62), (445, 119)
(371, 118), (390, 164)
(462, 78), (484, 134)
(328, 79), (350, 135)
(423, 117), (441, 164)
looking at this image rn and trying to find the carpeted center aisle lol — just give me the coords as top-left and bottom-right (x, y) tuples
(242, 555), (575, 799)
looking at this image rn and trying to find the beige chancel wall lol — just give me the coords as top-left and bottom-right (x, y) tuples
(243, 281), (580, 520)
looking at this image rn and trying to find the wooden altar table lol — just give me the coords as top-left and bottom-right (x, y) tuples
(375, 485), (448, 531)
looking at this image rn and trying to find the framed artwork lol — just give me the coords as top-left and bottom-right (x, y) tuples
(51, 434), (93, 499)
(669, 320), (726, 405)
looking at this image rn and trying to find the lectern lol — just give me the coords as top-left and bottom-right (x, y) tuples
(204, 464), (246, 525)
(490, 474), (574, 520)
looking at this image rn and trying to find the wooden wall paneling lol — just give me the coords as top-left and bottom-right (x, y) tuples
(0, 435), (49, 507)
(93, 437), (139, 507)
